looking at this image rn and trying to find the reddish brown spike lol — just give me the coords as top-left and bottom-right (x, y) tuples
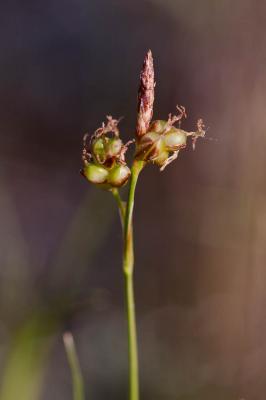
(136, 50), (155, 137)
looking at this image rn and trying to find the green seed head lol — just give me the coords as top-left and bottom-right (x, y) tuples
(108, 164), (131, 187)
(83, 163), (108, 185)
(135, 118), (189, 170)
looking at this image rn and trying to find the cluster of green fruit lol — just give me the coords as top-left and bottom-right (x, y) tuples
(135, 119), (187, 168)
(81, 112), (205, 188)
(82, 129), (131, 189)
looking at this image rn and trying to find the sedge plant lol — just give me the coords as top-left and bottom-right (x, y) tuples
(64, 50), (206, 400)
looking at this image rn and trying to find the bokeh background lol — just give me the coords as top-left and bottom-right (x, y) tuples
(1, 0), (266, 399)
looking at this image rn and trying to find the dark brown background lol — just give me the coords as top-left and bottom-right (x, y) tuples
(0, 0), (266, 399)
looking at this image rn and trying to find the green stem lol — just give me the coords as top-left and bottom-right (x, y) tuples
(111, 160), (144, 400)
(110, 188), (126, 225)
(63, 333), (85, 400)
(123, 160), (144, 400)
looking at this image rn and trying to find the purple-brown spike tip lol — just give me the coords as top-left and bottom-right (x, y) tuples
(136, 50), (155, 138)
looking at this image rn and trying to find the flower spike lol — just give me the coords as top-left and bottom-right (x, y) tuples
(136, 50), (155, 138)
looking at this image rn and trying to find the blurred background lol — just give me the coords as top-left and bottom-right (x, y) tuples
(1, 0), (266, 399)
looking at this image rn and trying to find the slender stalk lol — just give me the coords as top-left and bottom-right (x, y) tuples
(124, 266), (138, 400)
(122, 160), (144, 400)
(111, 188), (126, 225)
(63, 333), (85, 400)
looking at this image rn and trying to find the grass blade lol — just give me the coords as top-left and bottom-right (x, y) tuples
(63, 333), (85, 400)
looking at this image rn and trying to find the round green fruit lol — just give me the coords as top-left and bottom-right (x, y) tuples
(108, 165), (131, 187)
(106, 138), (123, 157)
(91, 138), (106, 163)
(136, 131), (162, 161)
(164, 128), (187, 150)
(83, 163), (108, 184)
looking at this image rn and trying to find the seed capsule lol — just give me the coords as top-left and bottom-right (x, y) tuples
(83, 163), (108, 185)
(105, 138), (123, 158)
(136, 130), (168, 166)
(91, 138), (106, 164)
(136, 131), (162, 161)
(164, 128), (187, 151)
(108, 164), (131, 187)
(135, 115), (190, 169)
